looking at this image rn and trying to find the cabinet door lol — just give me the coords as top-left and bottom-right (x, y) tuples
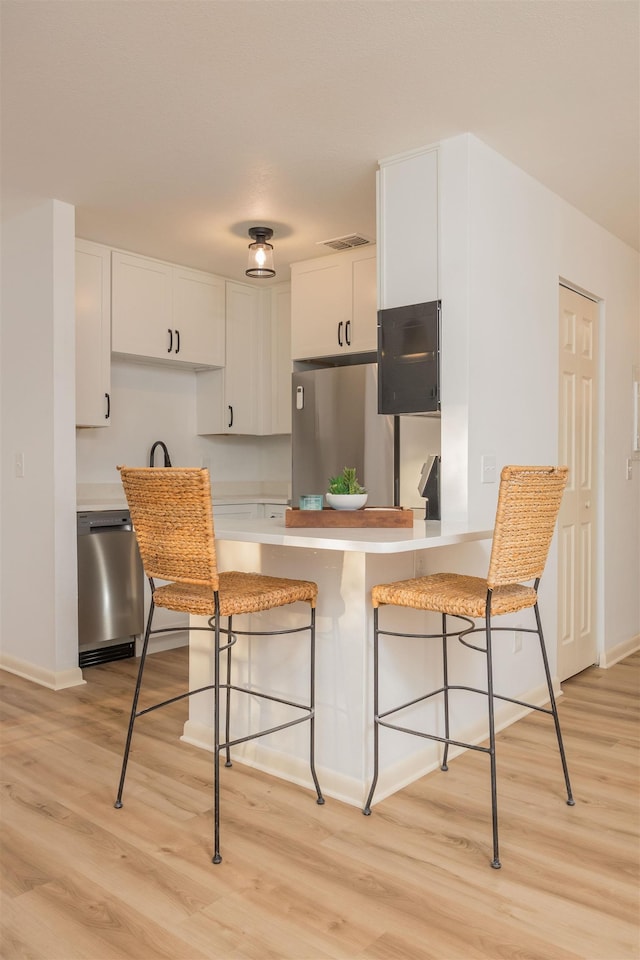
(224, 282), (263, 433)
(291, 257), (351, 359)
(350, 254), (377, 353)
(111, 251), (173, 360)
(75, 239), (111, 427)
(142, 578), (188, 642)
(261, 503), (287, 520)
(196, 283), (265, 435)
(378, 148), (438, 309)
(214, 503), (260, 520)
(172, 266), (225, 367)
(270, 282), (292, 434)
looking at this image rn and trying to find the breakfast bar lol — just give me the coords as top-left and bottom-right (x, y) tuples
(182, 514), (493, 807)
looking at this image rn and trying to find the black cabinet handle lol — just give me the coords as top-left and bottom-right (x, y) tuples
(175, 329), (180, 354)
(338, 321), (344, 347)
(228, 405), (233, 429)
(167, 328), (173, 353)
(105, 392), (110, 420)
(345, 320), (351, 346)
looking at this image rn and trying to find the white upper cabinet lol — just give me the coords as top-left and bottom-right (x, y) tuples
(290, 246), (377, 360)
(111, 251), (225, 368)
(172, 265), (226, 366)
(270, 282), (292, 434)
(75, 239), (111, 427)
(377, 147), (438, 309)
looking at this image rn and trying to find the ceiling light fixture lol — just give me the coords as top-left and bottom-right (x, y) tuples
(245, 226), (275, 279)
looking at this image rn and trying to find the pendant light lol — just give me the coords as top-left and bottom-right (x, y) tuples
(246, 226), (276, 279)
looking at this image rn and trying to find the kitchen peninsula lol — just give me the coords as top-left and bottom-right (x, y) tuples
(183, 514), (493, 808)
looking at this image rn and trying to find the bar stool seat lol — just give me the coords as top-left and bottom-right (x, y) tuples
(364, 465), (575, 869)
(154, 572), (317, 617)
(373, 572), (537, 617)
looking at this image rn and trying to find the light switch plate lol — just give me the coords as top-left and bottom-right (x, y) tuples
(481, 454), (497, 483)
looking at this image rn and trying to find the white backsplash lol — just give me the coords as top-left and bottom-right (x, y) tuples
(76, 358), (291, 493)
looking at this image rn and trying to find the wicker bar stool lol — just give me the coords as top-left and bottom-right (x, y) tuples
(363, 465), (574, 869)
(114, 466), (324, 864)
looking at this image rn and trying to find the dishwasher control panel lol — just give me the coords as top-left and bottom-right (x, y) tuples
(77, 509), (132, 534)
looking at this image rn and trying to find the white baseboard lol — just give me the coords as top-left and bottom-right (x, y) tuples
(0, 654), (85, 690)
(599, 634), (640, 668)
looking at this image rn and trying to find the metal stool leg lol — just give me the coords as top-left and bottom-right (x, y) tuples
(308, 607), (324, 804)
(534, 602), (575, 806)
(213, 597), (222, 864)
(485, 599), (501, 869)
(224, 615), (233, 768)
(363, 607), (380, 815)
(441, 613), (451, 771)
(115, 598), (154, 809)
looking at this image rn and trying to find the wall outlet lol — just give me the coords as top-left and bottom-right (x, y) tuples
(513, 631), (523, 654)
(14, 452), (25, 478)
(481, 454), (497, 483)
(626, 458), (633, 480)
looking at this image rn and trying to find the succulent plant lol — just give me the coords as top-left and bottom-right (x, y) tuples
(327, 467), (365, 495)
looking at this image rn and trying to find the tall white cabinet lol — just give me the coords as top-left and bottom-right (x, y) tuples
(377, 147), (438, 308)
(290, 246), (377, 360)
(75, 239), (111, 427)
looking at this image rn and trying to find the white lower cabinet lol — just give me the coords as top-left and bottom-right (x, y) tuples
(214, 503), (260, 520)
(75, 239), (111, 426)
(261, 503), (287, 520)
(141, 578), (188, 653)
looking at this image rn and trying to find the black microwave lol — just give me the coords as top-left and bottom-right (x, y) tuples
(377, 300), (440, 415)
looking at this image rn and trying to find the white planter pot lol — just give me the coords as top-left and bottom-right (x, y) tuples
(325, 493), (368, 510)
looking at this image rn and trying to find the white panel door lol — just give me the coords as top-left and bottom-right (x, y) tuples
(558, 286), (598, 680)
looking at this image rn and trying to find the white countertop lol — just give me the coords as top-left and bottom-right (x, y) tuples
(212, 515), (492, 554)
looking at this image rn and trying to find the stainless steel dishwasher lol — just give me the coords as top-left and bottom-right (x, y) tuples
(77, 509), (144, 667)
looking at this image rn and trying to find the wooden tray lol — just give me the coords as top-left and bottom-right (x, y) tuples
(285, 507), (414, 528)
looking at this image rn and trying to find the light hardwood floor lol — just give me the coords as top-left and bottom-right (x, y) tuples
(1, 648), (638, 960)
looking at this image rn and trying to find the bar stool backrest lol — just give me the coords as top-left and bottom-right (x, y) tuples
(118, 466), (219, 589)
(486, 465), (569, 589)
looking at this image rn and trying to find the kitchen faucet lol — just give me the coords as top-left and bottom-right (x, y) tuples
(149, 441), (172, 468)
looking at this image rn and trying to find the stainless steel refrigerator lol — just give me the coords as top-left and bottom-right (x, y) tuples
(291, 362), (394, 506)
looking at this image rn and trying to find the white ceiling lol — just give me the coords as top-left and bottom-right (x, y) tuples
(2, 1), (638, 283)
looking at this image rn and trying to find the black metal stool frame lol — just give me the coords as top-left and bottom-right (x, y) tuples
(115, 580), (324, 864)
(363, 580), (575, 869)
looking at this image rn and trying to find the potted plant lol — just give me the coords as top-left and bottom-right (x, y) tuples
(326, 467), (368, 510)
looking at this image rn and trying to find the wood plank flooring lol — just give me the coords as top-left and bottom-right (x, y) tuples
(1, 649), (638, 960)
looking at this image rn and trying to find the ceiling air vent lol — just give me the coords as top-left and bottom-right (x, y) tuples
(317, 233), (371, 251)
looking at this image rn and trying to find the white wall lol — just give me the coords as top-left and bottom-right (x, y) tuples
(1, 198), (82, 688)
(438, 134), (639, 660)
(76, 358), (291, 490)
